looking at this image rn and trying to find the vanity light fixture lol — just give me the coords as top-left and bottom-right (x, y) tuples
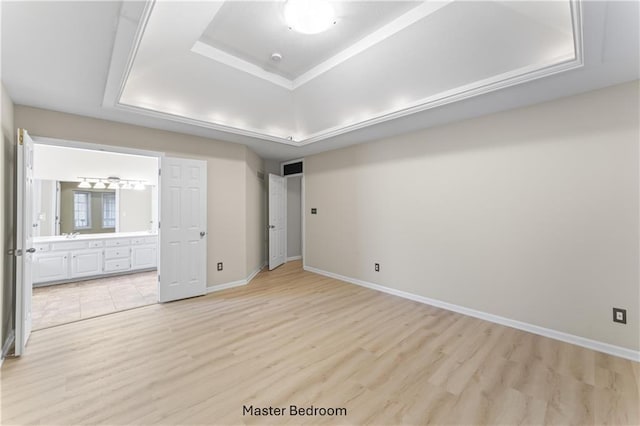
(77, 176), (148, 190)
(107, 176), (121, 190)
(284, 0), (336, 35)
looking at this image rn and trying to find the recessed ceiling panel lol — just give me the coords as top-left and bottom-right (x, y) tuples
(199, 1), (421, 80)
(293, 0), (576, 138)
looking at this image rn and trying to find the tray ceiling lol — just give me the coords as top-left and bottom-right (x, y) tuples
(3, 1), (638, 160)
(115, 0), (580, 146)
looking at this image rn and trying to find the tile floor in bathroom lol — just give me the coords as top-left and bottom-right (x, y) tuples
(32, 271), (158, 330)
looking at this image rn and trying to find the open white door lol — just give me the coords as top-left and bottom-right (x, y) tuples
(268, 174), (286, 270)
(159, 157), (207, 302)
(15, 129), (35, 356)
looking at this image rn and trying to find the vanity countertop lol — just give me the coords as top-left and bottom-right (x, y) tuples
(34, 231), (157, 243)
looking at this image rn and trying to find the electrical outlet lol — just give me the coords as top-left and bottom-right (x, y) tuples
(217, 262), (223, 271)
(374, 263), (380, 272)
(613, 308), (626, 324)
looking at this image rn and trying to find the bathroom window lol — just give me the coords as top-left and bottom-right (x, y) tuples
(102, 192), (116, 228)
(73, 191), (91, 229)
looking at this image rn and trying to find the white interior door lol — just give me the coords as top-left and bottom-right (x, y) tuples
(268, 174), (286, 270)
(159, 157), (207, 302)
(15, 129), (35, 356)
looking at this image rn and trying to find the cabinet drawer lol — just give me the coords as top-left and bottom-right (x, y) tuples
(131, 237), (146, 245)
(34, 243), (50, 252)
(144, 236), (157, 244)
(105, 238), (130, 247)
(51, 241), (87, 251)
(105, 247), (130, 259)
(87, 240), (104, 248)
(104, 258), (130, 272)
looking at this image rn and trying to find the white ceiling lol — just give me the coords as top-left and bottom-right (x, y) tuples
(199, 1), (420, 80)
(2, 1), (638, 161)
(33, 143), (159, 185)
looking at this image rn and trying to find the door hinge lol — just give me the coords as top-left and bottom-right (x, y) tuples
(18, 129), (24, 145)
(158, 275), (160, 282)
(158, 168), (161, 176)
(158, 221), (160, 229)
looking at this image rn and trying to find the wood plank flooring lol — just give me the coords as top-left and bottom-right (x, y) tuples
(1, 261), (638, 425)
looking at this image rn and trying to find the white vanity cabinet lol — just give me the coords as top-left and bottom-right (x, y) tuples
(131, 236), (158, 270)
(70, 249), (104, 278)
(33, 251), (70, 283)
(33, 233), (157, 285)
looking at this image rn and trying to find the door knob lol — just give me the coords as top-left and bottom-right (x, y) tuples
(26, 248), (36, 253)
(269, 225), (275, 229)
(200, 231), (206, 237)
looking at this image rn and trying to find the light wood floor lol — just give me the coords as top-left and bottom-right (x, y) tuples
(1, 261), (638, 425)
(32, 271), (157, 330)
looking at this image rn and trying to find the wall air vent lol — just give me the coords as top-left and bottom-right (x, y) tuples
(283, 161), (303, 176)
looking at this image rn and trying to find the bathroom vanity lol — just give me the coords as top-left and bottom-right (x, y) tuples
(32, 232), (158, 285)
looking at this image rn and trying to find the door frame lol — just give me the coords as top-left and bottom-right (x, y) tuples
(280, 158), (304, 266)
(283, 174), (305, 264)
(15, 136), (163, 354)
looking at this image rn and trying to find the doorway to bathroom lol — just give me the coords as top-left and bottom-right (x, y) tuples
(29, 140), (160, 330)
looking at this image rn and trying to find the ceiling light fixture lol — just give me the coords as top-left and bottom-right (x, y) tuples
(284, 0), (336, 35)
(271, 52), (283, 62)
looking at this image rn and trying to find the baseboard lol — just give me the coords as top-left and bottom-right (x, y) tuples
(34, 268), (157, 287)
(286, 255), (302, 262)
(207, 262), (267, 294)
(0, 330), (16, 368)
(304, 266), (640, 362)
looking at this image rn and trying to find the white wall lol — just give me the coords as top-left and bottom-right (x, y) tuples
(119, 187), (152, 232)
(286, 176), (302, 258)
(305, 81), (640, 353)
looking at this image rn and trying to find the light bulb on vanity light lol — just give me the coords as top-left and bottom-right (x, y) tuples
(93, 180), (106, 189)
(284, 0), (336, 34)
(77, 179), (91, 189)
(134, 182), (146, 191)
